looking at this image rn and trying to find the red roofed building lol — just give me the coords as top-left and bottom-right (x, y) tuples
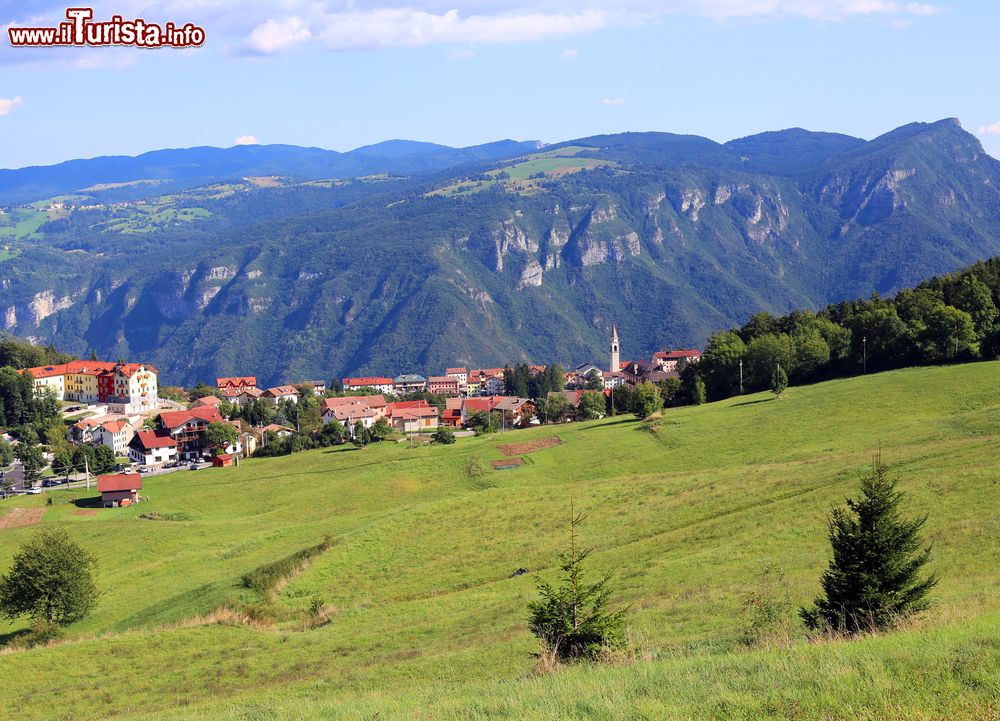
(93, 419), (136, 456)
(445, 367), (468, 385)
(212, 453), (235, 468)
(652, 350), (701, 373)
(342, 377), (394, 394)
(156, 406), (233, 460)
(128, 431), (178, 466)
(19, 360), (159, 413)
(191, 395), (222, 409)
(459, 395), (535, 427)
(217, 376), (256, 392)
(322, 396), (386, 437)
(386, 400), (439, 433)
(98, 472), (142, 507)
(261, 385), (300, 406)
(428, 375), (461, 397)
(467, 369), (504, 396)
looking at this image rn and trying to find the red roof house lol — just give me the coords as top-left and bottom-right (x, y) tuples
(97, 472), (142, 506)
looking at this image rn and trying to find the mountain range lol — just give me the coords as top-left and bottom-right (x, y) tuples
(0, 139), (542, 205)
(2, 118), (999, 386)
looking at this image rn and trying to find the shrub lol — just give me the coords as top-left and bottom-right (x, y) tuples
(739, 565), (793, 647)
(432, 427), (456, 444)
(241, 536), (334, 597)
(10, 621), (65, 649)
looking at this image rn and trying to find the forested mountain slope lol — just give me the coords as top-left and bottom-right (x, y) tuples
(2, 118), (999, 385)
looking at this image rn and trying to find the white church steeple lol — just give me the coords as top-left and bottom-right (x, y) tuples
(610, 322), (620, 373)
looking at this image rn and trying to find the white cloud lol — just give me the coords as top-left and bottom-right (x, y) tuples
(317, 8), (607, 51)
(978, 122), (1000, 137)
(683, 0), (946, 21)
(0, 97), (23, 116)
(0, 1), (950, 62)
(560, 48), (579, 59)
(447, 48), (477, 59)
(233, 134), (260, 145)
(601, 97), (625, 106)
(247, 16), (312, 55)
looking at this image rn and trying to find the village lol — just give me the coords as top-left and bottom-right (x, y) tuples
(6, 325), (700, 507)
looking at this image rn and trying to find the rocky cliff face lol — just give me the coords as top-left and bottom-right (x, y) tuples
(4, 119), (1000, 385)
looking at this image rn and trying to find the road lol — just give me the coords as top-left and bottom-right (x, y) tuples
(1, 462), (24, 496)
(0, 460), (214, 500)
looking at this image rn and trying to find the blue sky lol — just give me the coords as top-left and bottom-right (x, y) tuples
(1, 1), (999, 168)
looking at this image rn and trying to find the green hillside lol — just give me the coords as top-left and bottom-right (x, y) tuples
(0, 362), (998, 720)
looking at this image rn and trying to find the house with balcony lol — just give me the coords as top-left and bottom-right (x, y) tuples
(261, 385), (300, 406)
(128, 431), (178, 467)
(217, 376), (257, 399)
(156, 406), (228, 461)
(393, 374), (428, 395)
(20, 360), (159, 413)
(93, 419), (136, 456)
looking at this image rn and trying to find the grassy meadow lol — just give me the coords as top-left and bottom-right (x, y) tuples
(0, 362), (998, 720)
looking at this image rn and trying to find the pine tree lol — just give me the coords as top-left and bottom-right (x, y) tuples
(800, 454), (937, 635)
(527, 507), (627, 660)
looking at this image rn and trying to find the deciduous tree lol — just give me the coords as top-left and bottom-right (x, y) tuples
(0, 529), (98, 626)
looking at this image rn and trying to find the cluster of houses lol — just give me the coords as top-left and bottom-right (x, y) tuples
(16, 326), (701, 482)
(317, 393), (538, 436)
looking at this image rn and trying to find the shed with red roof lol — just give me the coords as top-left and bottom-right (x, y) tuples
(97, 472), (142, 507)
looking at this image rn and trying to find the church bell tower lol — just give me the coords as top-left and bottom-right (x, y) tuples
(610, 322), (620, 373)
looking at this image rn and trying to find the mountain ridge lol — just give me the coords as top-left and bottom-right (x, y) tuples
(2, 118), (999, 385)
(0, 138), (542, 204)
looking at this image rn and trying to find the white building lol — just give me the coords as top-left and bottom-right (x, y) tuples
(93, 419), (136, 457)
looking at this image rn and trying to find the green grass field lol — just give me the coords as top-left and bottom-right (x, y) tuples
(0, 207), (50, 242)
(0, 362), (998, 720)
(429, 146), (617, 196)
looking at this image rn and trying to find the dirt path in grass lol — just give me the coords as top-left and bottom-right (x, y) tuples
(496, 436), (562, 456)
(0, 507), (46, 529)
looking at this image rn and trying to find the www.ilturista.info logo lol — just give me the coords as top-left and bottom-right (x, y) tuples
(8, 8), (205, 48)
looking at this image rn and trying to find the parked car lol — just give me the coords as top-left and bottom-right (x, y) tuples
(24, 487), (41, 494)
(138, 466), (150, 473)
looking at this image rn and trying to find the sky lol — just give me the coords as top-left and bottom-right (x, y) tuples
(1, 0), (999, 168)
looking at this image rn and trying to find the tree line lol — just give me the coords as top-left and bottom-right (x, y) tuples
(688, 259), (1000, 403)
